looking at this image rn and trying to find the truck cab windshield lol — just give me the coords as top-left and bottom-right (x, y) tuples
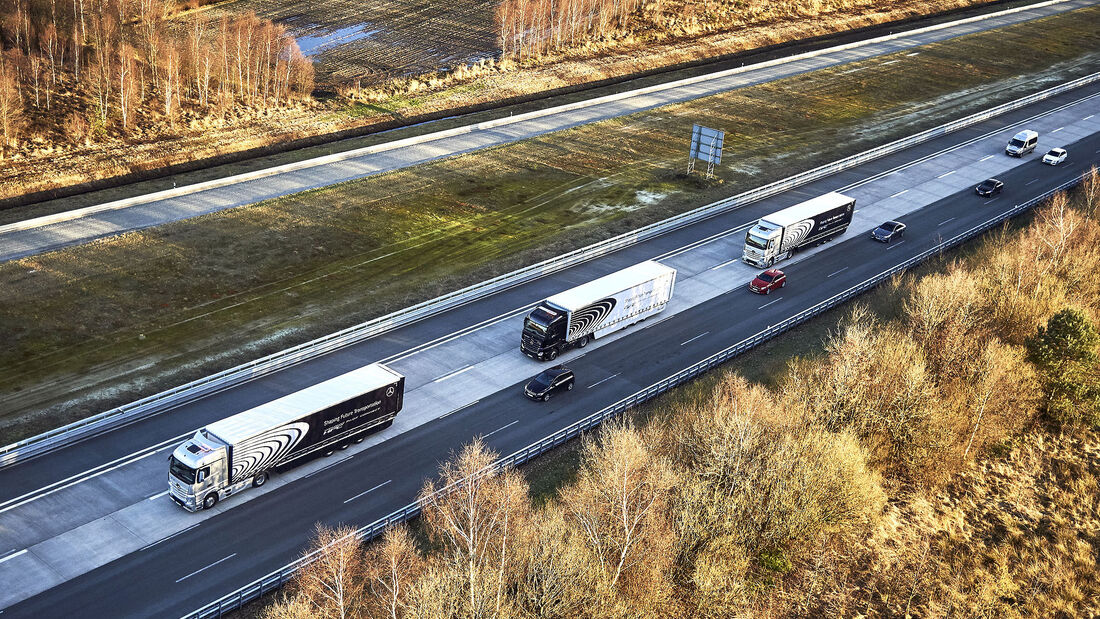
(169, 456), (197, 484)
(524, 306), (560, 336)
(745, 232), (770, 250)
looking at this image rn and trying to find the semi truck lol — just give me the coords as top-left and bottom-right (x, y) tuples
(168, 363), (404, 512)
(521, 260), (677, 361)
(741, 192), (856, 268)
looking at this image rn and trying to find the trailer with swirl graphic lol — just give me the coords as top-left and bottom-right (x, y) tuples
(741, 192), (856, 268)
(521, 260), (677, 361)
(168, 363), (404, 511)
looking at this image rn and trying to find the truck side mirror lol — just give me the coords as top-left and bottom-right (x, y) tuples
(197, 470), (206, 483)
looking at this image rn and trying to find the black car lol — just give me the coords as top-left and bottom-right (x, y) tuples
(524, 365), (575, 401)
(975, 178), (1004, 197)
(871, 220), (906, 243)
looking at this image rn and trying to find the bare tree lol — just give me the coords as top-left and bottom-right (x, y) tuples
(294, 525), (366, 619)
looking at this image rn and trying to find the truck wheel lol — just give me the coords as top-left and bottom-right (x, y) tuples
(577, 335), (590, 348)
(546, 349), (558, 361)
(253, 472), (268, 488)
(323, 447), (336, 457)
(339, 442), (350, 450)
(203, 493), (219, 510)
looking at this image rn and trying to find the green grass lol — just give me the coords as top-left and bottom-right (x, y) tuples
(2, 5), (1100, 443)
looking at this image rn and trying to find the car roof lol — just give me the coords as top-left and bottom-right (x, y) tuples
(762, 268), (784, 276)
(983, 178), (1002, 184)
(541, 365), (571, 376)
(1048, 148), (1066, 153)
(881, 220), (902, 226)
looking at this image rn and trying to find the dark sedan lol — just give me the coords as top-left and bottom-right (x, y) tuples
(871, 220), (906, 243)
(975, 178), (1004, 197)
(524, 365), (575, 401)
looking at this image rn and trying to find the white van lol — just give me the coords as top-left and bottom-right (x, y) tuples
(1005, 129), (1038, 157)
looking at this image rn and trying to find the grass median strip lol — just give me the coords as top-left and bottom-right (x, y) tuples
(2, 5), (1100, 443)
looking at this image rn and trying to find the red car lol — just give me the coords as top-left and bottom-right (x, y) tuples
(749, 269), (786, 294)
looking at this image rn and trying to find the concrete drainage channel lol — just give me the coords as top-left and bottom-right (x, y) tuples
(2, 70), (1098, 470)
(182, 171), (1093, 619)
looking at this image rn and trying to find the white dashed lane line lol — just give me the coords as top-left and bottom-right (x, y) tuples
(176, 553), (236, 583)
(680, 332), (710, 346)
(827, 267), (849, 278)
(758, 298), (782, 310)
(938, 217), (957, 227)
(937, 170), (956, 179)
(588, 374), (619, 389)
(344, 480), (392, 505)
(889, 189), (908, 198)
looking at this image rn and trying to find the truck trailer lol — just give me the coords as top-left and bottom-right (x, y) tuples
(741, 192), (856, 268)
(521, 260), (677, 361)
(168, 363), (404, 512)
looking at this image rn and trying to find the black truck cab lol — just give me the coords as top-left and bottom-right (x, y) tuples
(521, 305), (567, 361)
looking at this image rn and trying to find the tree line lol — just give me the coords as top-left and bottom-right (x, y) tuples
(266, 171), (1100, 618)
(0, 0), (313, 156)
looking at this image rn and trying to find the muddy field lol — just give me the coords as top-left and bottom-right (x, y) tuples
(209, 0), (499, 81)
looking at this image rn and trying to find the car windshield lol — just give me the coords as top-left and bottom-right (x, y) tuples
(1047, 150), (1061, 156)
(745, 233), (769, 250)
(169, 456), (196, 484)
(757, 272), (775, 282)
(980, 181), (995, 189)
(530, 374), (552, 389)
(875, 226), (890, 233)
(1009, 138), (1026, 147)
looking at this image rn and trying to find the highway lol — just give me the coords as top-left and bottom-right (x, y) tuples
(0, 0), (1091, 262)
(1, 73), (1097, 615)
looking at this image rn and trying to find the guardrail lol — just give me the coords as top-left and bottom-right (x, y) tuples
(3, 69), (1097, 469)
(183, 171), (1091, 619)
(0, 0), (1074, 238)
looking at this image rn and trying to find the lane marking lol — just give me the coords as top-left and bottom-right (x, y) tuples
(886, 240), (907, 250)
(758, 298), (782, 309)
(441, 400), (479, 419)
(434, 365), (474, 383)
(0, 549), (27, 565)
(827, 267), (849, 278)
(1085, 114), (1095, 120)
(1026, 178), (1040, 185)
(588, 373), (619, 389)
(936, 170), (956, 178)
(889, 189), (908, 198)
(0, 446), (169, 515)
(343, 479), (392, 504)
(881, 59), (900, 65)
(840, 66), (866, 74)
(938, 217), (956, 227)
(710, 258), (739, 270)
(906, 52), (920, 56)
(142, 523), (201, 552)
(148, 490), (169, 501)
(300, 458), (350, 480)
(984, 197), (1001, 204)
(1051, 126), (1063, 133)
(176, 553), (236, 583)
(482, 421), (520, 439)
(979, 154), (995, 162)
(680, 332), (710, 346)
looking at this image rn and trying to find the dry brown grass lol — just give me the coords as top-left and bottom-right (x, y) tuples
(1, 0), (1002, 203)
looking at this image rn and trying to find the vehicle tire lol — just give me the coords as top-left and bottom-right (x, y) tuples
(203, 493), (218, 510)
(323, 447), (336, 457)
(577, 335), (590, 348)
(377, 419), (394, 430)
(354, 435), (366, 443)
(339, 442), (350, 450)
(780, 280), (786, 288)
(543, 393), (551, 402)
(764, 287), (771, 295)
(567, 382), (574, 391)
(546, 348), (558, 361)
(252, 471), (268, 488)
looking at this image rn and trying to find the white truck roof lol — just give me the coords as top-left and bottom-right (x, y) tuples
(546, 260), (676, 312)
(204, 363), (403, 446)
(760, 192), (855, 228)
(1012, 129), (1039, 141)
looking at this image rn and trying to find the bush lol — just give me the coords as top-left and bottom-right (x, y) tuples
(1026, 307), (1100, 428)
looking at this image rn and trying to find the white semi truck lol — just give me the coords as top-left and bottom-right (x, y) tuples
(521, 260), (677, 361)
(168, 363), (404, 512)
(742, 192), (856, 268)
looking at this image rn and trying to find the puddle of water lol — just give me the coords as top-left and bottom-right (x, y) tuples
(297, 26), (381, 57)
